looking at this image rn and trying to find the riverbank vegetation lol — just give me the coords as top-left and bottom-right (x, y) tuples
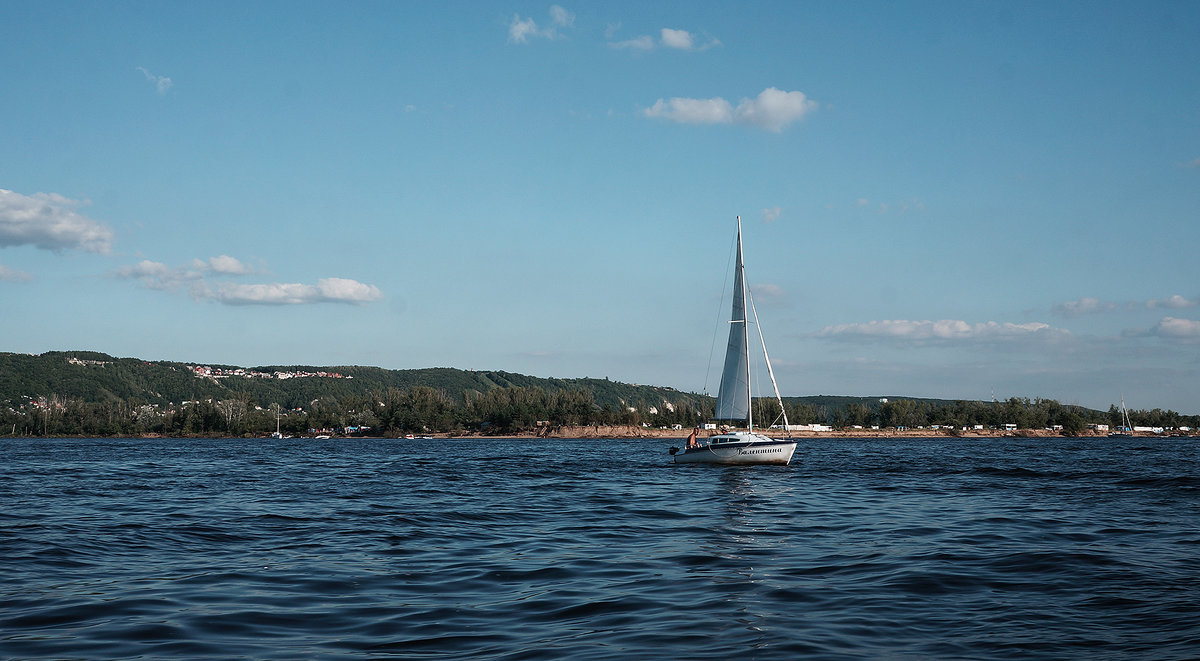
(2, 351), (1195, 437)
(4, 386), (1195, 438)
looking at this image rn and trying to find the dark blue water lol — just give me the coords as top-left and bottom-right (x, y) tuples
(2, 436), (1198, 659)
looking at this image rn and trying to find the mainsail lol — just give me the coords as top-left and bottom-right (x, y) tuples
(714, 218), (750, 423)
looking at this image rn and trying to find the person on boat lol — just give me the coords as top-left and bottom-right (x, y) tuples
(686, 427), (700, 448)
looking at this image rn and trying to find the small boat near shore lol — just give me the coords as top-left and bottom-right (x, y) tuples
(1109, 395), (1134, 437)
(670, 217), (797, 466)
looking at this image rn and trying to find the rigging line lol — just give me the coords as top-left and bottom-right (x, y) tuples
(746, 282), (790, 431)
(702, 230), (739, 396)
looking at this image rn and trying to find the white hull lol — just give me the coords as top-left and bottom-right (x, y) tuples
(672, 432), (796, 465)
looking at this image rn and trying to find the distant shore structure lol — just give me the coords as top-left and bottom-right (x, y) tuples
(188, 365), (352, 381)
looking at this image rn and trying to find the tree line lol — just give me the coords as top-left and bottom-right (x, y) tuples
(3, 386), (1195, 437)
(1, 386), (709, 437)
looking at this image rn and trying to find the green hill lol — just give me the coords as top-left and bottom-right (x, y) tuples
(0, 350), (707, 414)
(2, 350), (1192, 437)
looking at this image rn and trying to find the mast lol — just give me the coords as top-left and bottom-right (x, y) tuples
(739, 216), (753, 431)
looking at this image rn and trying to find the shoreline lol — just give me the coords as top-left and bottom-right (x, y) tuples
(8, 425), (1189, 440)
(484, 425), (1178, 440)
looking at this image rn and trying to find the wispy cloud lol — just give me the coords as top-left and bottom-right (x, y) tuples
(845, 196), (926, 214)
(817, 319), (1069, 345)
(1052, 296), (1118, 317)
(1180, 157), (1200, 168)
(0, 188), (114, 254)
(136, 66), (173, 95)
(762, 207), (782, 223)
(115, 257), (248, 294)
(115, 256), (381, 306)
(508, 5), (574, 44)
(1052, 294), (1199, 317)
(609, 26), (720, 51)
(644, 87), (817, 132)
(750, 283), (785, 299)
(609, 35), (655, 51)
(0, 263), (32, 282)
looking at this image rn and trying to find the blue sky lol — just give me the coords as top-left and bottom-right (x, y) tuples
(2, 1), (1198, 414)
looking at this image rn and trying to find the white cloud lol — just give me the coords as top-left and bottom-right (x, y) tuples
(136, 66), (173, 95)
(116, 256), (381, 306)
(0, 263), (32, 282)
(608, 25), (719, 52)
(643, 87), (817, 132)
(660, 28), (694, 50)
(0, 188), (114, 254)
(1146, 294), (1198, 310)
(734, 88), (818, 132)
(193, 254), (256, 275)
(208, 278), (382, 306)
(1151, 317), (1200, 341)
(645, 96), (734, 124)
(762, 207), (782, 223)
(818, 319), (1069, 345)
(1180, 157), (1200, 168)
(508, 5), (574, 43)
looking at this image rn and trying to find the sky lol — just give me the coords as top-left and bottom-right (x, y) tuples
(2, 1), (1198, 414)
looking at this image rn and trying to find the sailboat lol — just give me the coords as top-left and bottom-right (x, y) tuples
(670, 217), (798, 465)
(1109, 395), (1134, 437)
(271, 408), (285, 439)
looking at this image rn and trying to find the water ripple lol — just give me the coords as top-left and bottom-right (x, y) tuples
(2, 436), (1198, 659)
